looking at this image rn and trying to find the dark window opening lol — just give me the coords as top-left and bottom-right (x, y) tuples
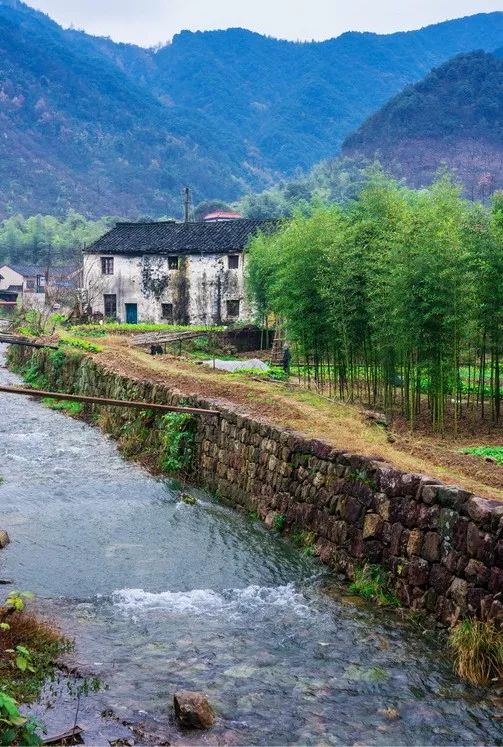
(168, 256), (179, 270)
(226, 299), (240, 318)
(25, 279), (35, 290)
(228, 254), (239, 270)
(101, 257), (114, 275)
(161, 303), (174, 322)
(104, 294), (117, 318)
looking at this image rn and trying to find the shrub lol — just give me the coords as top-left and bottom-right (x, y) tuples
(349, 564), (400, 607)
(159, 413), (196, 475)
(449, 618), (503, 686)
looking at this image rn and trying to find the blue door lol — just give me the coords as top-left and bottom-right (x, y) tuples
(125, 303), (138, 324)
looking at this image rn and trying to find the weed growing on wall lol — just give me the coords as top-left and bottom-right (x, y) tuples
(20, 354), (48, 390)
(41, 398), (83, 416)
(349, 564), (400, 607)
(273, 514), (286, 532)
(159, 413), (196, 475)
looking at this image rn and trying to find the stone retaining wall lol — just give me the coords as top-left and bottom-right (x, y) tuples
(9, 346), (503, 624)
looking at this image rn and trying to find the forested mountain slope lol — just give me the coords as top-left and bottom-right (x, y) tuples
(342, 51), (503, 200)
(1, 0), (503, 216)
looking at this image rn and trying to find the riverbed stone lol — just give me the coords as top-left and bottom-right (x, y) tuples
(173, 691), (215, 729)
(0, 530), (10, 549)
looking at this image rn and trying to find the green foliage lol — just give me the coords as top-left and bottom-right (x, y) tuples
(449, 618), (503, 685)
(272, 514), (286, 533)
(4, 592), (34, 614)
(0, 0), (502, 222)
(70, 323), (224, 337)
(247, 173), (503, 430)
(20, 356), (48, 390)
(349, 564), (400, 607)
(60, 336), (102, 353)
(41, 398), (83, 416)
(0, 690), (41, 746)
(290, 529), (316, 556)
(343, 52), (503, 200)
(461, 446), (503, 464)
(159, 413), (196, 475)
(0, 212), (115, 266)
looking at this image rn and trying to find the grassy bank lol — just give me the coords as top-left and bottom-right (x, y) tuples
(0, 591), (68, 745)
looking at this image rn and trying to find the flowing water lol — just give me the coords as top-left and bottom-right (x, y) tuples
(0, 344), (501, 745)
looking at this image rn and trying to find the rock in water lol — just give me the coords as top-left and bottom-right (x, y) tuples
(173, 691), (215, 729)
(0, 531), (10, 549)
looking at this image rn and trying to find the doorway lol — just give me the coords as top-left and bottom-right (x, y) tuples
(125, 303), (138, 324)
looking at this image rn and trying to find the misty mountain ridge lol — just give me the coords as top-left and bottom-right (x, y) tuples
(0, 0), (503, 217)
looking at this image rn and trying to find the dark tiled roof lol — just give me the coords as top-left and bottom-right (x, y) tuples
(10, 265), (46, 277)
(8, 265), (78, 279)
(85, 219), (277, 256)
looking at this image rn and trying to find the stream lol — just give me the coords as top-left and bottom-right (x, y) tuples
(0, 344), (501, 745)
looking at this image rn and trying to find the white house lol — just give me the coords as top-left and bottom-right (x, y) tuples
(0, 265), (80, 312)
(82, 218), (275, 325)
(0, 264), (46, 310)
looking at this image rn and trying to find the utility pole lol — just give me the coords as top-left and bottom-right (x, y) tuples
(183, 186), (191, 223)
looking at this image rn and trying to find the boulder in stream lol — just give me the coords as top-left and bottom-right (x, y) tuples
(173, 690), (215, 729)
(0, 530), (10, 549)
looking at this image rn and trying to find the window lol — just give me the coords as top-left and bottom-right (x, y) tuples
(101, 257), (114, 275)
(161, 303), (173, 322)
(36, 275), (45, 293)
(104, 294), (117, 318)
(168, 256), (179, 270)
(226, 299), (240, 318)
(25, 279), (35, 291)
(228, 254), (239, 270)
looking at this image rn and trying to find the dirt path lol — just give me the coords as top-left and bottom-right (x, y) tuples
(96, 338), (503, 501)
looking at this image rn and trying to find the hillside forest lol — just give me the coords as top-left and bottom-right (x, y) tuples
(246, 173), (503, 432)
(0, 0), (503, 218)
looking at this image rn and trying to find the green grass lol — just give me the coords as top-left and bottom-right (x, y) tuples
(461, 446), (503, 464)
(349, 564), (400, 607)
(41, 398), (84, 416)
(59, 336), (102, 353)
(70, 322), (226, 337)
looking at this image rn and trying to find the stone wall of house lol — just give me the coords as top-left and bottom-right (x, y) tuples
(9, 346), (503, 624)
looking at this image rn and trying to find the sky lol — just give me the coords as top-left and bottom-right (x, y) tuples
(25, 0), (503, 47)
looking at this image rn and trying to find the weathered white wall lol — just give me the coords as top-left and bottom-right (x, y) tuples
(82, 252), (251, 325)
(0, 265), (45, 309)
(0, 265), (24, 291)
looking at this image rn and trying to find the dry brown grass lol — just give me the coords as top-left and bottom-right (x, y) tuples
(449, 619), (503, 686)
(0, 610), (67, 702)
(91, 338), (503, 500)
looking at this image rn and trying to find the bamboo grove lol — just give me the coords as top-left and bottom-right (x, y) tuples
(246, 173), (503, 431)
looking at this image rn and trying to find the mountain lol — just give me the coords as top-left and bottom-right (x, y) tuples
(1, 1), (503, 217)
(342, 51), (503, 200)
